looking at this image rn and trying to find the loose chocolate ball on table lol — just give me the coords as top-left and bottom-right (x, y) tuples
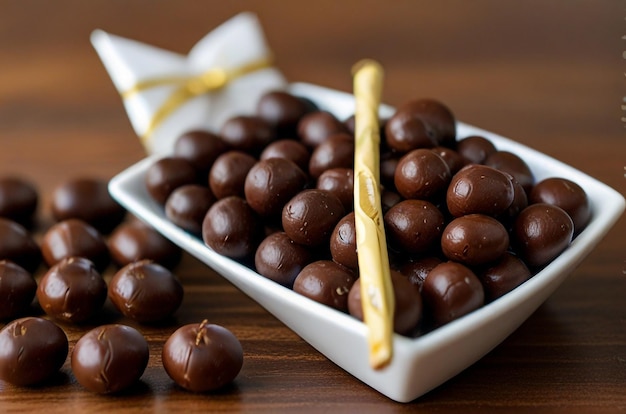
(108, 219), (182, 270)
(529, 177), (591, 234)
(441, 214), (510, 266)
(477, 252), (531, 302)
(421, 261), (484, 327)
(0, 218), (41, 274)
(484, 150), (535, 195)
(40, 218), (109, 272)
(50, 177), (126, 233)
(202, 196), (263, 260)
(329, 212), (358, 270)
(173, 130), (229, 179)
(0, 260), (37, 320)
(446, 164), (515, 218)
(394, 148), (451, 200)
(398, 256), (443, 292)
(0, 317), (68, 386)
(384, 199), (445, 255)
(209, 150), (257, 200)
(145, 156), (197, 205)
(260, 139), (311, 172)
(348, 270), (422, 336)
(165, 184), (216, 235)
(512, 203), (574, 268)
(244, 158), (308, 219)
(316, 168), (354, 213)
(255, 232), (312, 288)
(455, 135), (497, 164)
(308, 133), (354, 180)
(219, 115), (275, 155)
(297, 111), (350, 148)
(162, 320), (243, 393)
(71, 324), (149, 394)
(282, 189), (345, 247)
(0, 176), (38, 227)
(385, 107), (438, 153)
(108, 259), (183, 323)
(256, 90), (314, 137)
(37, 257), (107, 323)
(293, 260), (357, 313)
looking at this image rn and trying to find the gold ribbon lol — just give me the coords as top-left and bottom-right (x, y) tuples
(120, 56), (274, 147)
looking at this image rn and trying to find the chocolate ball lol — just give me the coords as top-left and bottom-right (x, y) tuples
(173, 130), (229, 179)
(0, 317), (68, 386)
(71, 324), (149, 394)
(40, 219), (109, 272)
(384, 199), (445, 254)
(329, 212), (358, 270)
(145, 157), (197, 205)
(381, 190), (402, 214)
(282, 189), (345, 247)
(484, 150), (535, 195)
(308, 133), (354, 180)
(165, 184), (216, 235)
(0, 176), (38, 227)
(477, 252), (531, 301)
(446, 164), (515, 217)
(244, 158), (308, 219)
(421, 261), (484, 327)
(108, 219), (182, 269)
(456, 135), (497, 164)
(50, 177), (126, 233)
(37, 257), (107, 323)
(512, 203), (574, 268)
(431, 146), (467, 175)
(256, 91), (312, 136)
(254, 232), (311, 288)
(316, 168), (354, 212)
(348, 270), (422, 336)
(0, 218), (41, 273)
(529, 177), (591, 234)
(0, 260), (36, 320)
(202, 196), (262, 259)
(162, 320), (243, 392)
(380, 155), (399, 189)
(260, 139), (311, 172)
(219, 115), (275, 154)
(399, 256), (443, 292)
(293, 260), (357, 312)
(297, 111), (349, 148)
(397, 99), (457, 147)
(394, 149), (451, 200)
(441, 214), (509, 266)
(209, 150), (257, 200)
(385, 108), (437, 153)
(109, 260), (184, 323)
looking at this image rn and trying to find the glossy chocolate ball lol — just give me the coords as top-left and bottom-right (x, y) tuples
(219, 115), (275, 154)
(71, 324), (149, 394)
(293, 260), (357, 312)
(256, 91), (312, 136)
(431, 146), (467, 175)
(308, 133), (354, 179)
(384, 199), (445, 254)
(399, 256), (443, 292)
(165, 184), (216, 235)
(0, 176), (38, 227)
(0, 317), (68, 386)
(529, 177), (591, 234)
(254, 232), (311, 288)
(397, 99), (457, 147)
(441, 214), (509, 266)
(394, 149), (451, 200)
(456, 135), (497, 164)
(385, 109), (437, 153)
(37, 257), (107, 323)
(0, 260), (36, 320)
(145, 157), (197, 205)
(173, 130), (229, 178)
(316, 168), (354, 212)
(297, 111), (349, 148)
(260, 139), (311, 171)
(162, 320), (243, 392)
(41, 219), (109, 272)
(484, 150), (535, 195)
(109, 260), (184, 323)
(329, 212), (358, 270)
(477, 252), (531, 301)
(0, 218), (41, 273)
(209, 150), (257, 200)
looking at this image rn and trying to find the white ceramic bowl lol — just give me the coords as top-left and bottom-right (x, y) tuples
(109, 83), (625, 402)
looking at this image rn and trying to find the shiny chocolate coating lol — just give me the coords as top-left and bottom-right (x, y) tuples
(256, 91), (312, 136)
(384, 199), (445, 254)
(145, 157), (197, 205)
(209, 150), (257, 200)
(529, 177), (590, 234)
(456, 135), (497, 164)
(260, 139), (311, 172)
(51, 177), (126, 233)
(394, 149), (451, 200)
(165, 184), (216, 235)
(329, 212), (358, 270)
(399, 256), (443, 292)
(385, 109), (437, 153)
(0, 217), (41, 273)
(421, 261), (484, 327)
(162, 321), (243, 392)
(446, 164), (515, 217)
(308, 133), (354, 179)
(254, 232), (311, 288)
(108, 219), (182, 269)
(202, 196), (262, 259)
(71, 324), (148, 394)
(501, 174), (529, 222)
(381, 190), (402, 214)
(41, 219), (109, 272)
(397, 99), (456, 146)
(282, 189), (345, 247)
(0, 317), (68, 386)
(348, 270), (422, 336)
(173, 130), (229, 178)
(431, 146), (467, 175)
(219, 115), (275, 154)
(293, 260), (357, 312)
(512, 203), (574, 268)
(477, 252), (531, 301)
(484, 150), (535, 195)
(109, 260), (183, 323)
(37, 257), (107, 323)
(380, 155), (399, 189)
(0, 176), (38, 227)
(297, 111), (349, 148)
(441, 214), (509, 266)
(244, 158), (308, 219)
(316, 168), (354, 212)
(0, 260), (36, 320)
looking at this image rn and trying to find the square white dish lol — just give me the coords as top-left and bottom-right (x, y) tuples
(109, 82), (625, 402)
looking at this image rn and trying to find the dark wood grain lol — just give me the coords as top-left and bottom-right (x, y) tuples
(0, 1), (624, 411)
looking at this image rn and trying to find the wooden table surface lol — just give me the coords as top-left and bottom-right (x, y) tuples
(1, 1), (625, 412)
